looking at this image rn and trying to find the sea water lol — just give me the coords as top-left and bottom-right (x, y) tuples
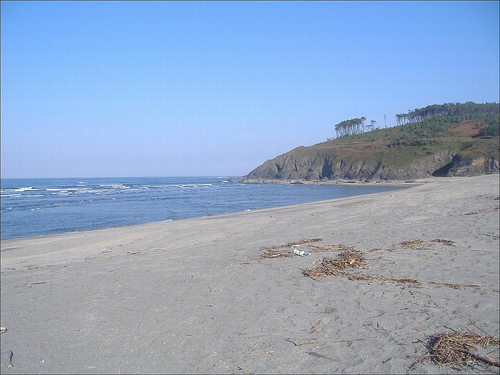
(1, 177), (400, 240)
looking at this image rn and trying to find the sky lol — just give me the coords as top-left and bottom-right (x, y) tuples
(1, 1), (499, 179)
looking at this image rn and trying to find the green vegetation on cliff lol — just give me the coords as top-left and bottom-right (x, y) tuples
(246, 102), (500, 181)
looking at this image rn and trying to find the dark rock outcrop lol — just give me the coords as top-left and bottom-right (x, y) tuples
(244, 150), (498, 183)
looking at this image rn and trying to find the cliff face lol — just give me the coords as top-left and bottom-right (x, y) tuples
(244, 110), (500, 182)
(245, 150), (499, 182)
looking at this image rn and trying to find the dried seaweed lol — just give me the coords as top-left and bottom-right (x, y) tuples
(365, 248), (393, 253)
(302, 249), (368, 279)
(260, 238), (322, 251)
(288, 238), (322, 246)
(285, 337), (321, 347)
(418, 332), (500, 369)
(465, 207), (498, 215)
(346, 273), (481, 289)
(309, 243), (354, 253)
(309, 320), (324, 334)
(400, 239), (426, 249)
(400, 239), (456, 250)
(303, 249), (481, 289)
(324, 249), (369, 270)
(432, 239), (455, 246)
(261, 250), (293, 259)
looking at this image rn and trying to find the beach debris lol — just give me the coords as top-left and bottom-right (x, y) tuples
(309, 320), (324, 334)
(432, 239), (455, 246)
(260, 238), (322, 251)
(291, 248), (310, 256)
(399, 239), (456, 250)
(286, 336), (379, 347)
(331, 335), (379, 344)
(413, 332), (500, 370)
(289, 238), (322, 246)
(325, 249), (368, 269)
(309, 244), (354, 253)
(7, 350), (13, 368)
(261, 238), (321, 257)
(400, 239), (426, 249)
(250, 351), (276, 355)
(302, 248), (481, 289)
(0, 327), (6, 334)
(365, 248), (393, 253)
(465, 207), (499, 215)
(302, 249), (368, 279)
(261, 250), (293, 259)
(285, 337), (322, 347)
(261, 247), (312, 258)
(345, 274), (481, 289)
(25, 281), (50, 288)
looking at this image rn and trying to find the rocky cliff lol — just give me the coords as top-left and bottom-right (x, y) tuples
(244, 108), (499, 182)
(244, 149), (498, 182)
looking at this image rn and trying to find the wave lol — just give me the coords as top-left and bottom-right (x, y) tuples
(1, 187), (40, 193)
(99, 184), (131, 189)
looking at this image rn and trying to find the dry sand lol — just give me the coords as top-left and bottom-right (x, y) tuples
(1, 174), (499, 374)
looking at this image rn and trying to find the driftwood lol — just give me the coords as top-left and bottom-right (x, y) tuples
(457, 349), (500, 367)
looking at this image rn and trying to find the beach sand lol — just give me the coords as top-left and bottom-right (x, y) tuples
(1, 174), (499, 374)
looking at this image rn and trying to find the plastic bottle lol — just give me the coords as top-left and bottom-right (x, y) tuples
(291, 248), (310, 256)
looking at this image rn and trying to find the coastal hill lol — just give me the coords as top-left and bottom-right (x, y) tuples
(244, 102), (499, 182)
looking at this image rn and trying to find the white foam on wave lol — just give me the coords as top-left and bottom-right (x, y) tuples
(54, 191), (72, 196)
(73, 188), (94, 193)
(99, 184), (130, 189)
(2, 187), (40, 193)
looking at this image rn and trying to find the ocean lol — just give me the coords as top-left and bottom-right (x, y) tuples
(1, 177), (401, 240)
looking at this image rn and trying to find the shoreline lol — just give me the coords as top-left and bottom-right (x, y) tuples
(240, 176), (435, 187)
(1, 174), (499, 374)
(1, 178), (410, 242)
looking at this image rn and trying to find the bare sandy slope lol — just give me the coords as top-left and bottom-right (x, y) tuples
(1, 175), (499, 374)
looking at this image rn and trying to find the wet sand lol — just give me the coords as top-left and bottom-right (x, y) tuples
(1, 174), (499, 374)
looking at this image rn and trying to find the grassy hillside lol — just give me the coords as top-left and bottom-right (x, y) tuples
(246, 102), (499, 181)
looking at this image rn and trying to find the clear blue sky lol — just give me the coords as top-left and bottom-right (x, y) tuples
(1, 1), (499, 178)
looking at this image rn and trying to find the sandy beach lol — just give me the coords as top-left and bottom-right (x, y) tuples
(1, 174), (499, 374)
